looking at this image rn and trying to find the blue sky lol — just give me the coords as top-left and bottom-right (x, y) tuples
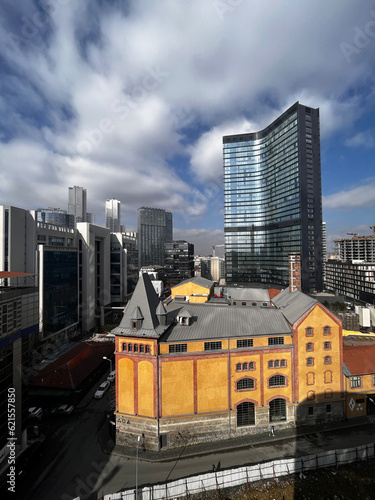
(0, 1), (374, 255)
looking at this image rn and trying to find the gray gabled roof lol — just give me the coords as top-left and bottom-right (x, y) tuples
(227, 287), (270, 302)
(161, 303), (292, 342)
(112, 273), (170, 338)
(272, 288), (317, 325)
(172, 276), (214, 290)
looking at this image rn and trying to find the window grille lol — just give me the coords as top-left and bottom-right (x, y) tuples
(204, 341), (222, 351)
(269, 398), (286, 422)
(237, 378), (254, 390)
(237, 401), (255, 427)
(269, 375), (286, 387)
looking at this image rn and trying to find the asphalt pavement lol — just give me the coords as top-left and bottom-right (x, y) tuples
(98, 412), (375, 463)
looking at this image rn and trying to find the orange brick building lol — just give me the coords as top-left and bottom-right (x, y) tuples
(113, 275), (345, 450)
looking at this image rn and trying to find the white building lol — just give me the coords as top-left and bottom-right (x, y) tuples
(105, 198), (121, 233)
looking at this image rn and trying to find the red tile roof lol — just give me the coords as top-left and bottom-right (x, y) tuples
(0, 271), (34, 277)
(30, 340), (114, 389)
(343, 344), (375, 375)
(268, 289), (282, 300)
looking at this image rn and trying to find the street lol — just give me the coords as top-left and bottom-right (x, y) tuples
(14, 389), (375, 500)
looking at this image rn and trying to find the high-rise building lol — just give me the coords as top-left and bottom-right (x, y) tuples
(137, 207), (173, 268)
(105, 199), (121, 233)
(223, 102), (322, 292)
(165, 240), (194, 286)
(68, 186), (87, 224)
(35, 208), (75, 229)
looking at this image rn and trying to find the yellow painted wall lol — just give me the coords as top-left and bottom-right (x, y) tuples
(137, 361), (154, 417)
(171, 282), (212, 301)
(161, 360), (194, 416)
(160, 337), (294, 355)
(297, 305), (341, 402)
(231, 353), (261, 406)
(118, 357), (134, 414)
(262, 351), (293, 404)
(197, 357), (228, 412)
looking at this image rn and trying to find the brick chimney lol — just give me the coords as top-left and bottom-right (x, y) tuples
(289, 252), (301, 292)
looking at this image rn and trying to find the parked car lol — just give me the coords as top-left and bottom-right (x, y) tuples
(94, 381), (110, 399)
(51, 404), (74, 415)
(28, 407), (43, 419)
(107, 370), (116, 383)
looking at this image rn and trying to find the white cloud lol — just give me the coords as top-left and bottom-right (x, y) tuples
(323, 181), (375, 209)
(0, 0), (375, 235)
(345, 130), (375, 149)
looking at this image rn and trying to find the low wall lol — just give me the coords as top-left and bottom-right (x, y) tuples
(104, 442), (375, 500)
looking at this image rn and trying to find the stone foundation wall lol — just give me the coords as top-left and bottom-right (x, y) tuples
(116, 403), (324, 451)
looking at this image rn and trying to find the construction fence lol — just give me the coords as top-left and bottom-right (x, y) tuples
(104, 442), (375, 500)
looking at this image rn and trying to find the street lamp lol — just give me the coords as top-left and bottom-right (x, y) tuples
(135, 435), (141, 500)
(103, 356), (112, 373)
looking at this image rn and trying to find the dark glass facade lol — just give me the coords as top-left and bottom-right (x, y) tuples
(43, 250), (78, 333)
(36, 209), (75, 228)
(223, 102), (322, 292)
(138, 207), (173, 268)
(165, 240), (194, 286)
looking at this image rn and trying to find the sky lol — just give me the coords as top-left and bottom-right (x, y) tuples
(0, 0), (374, 255)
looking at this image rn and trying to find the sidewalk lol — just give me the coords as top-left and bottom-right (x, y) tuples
(98, 414), (375, 463)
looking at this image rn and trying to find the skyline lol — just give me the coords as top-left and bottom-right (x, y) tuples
(1, 1), (375, 255)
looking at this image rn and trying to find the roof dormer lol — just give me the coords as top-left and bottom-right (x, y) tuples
(176, 308), (192, 326)
(130, 306), (144, 330)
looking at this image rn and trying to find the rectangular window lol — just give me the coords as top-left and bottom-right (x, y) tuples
(204, 341), (222, 351)
(249, 362), (254, 370)
(274, 360), (280, 368)
(324, 341), (331, 350)
(122, 342), (126, 351)
(308, 406), (314, 416)
(350, 376), (361, 388)
(326, 404), (332, 414)
(128, 343), (132, 352)
(237, 339), (253, 348)
(145, 345), (150, 354)
(306, 357), (314, 366)
(324, 326), (331, 336)
(268, 337), (284, 346)
(373, 374), (375, 386)
(134, 344), (138, 353)
(268, 360), (274, 368)
(139, 345), (144, 353)
(169, 344), (187, 353)
(280, 359), (286, 367)
(306, 327), (313, 336)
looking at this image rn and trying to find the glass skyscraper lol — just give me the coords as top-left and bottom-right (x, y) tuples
(105, 198), (121, 232)
(138, 207), (173, 268)
(223, 102), (322, 292)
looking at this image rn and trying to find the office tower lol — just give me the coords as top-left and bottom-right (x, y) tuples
(68, 186), (87, 224)
(223, 102), (322, 292)
(105, 199), (121, 233)
(165, 240), (195, 286)
(35, 208), (75, 228)
(137, 207), (173, 268)
(0, 206), (36, 281)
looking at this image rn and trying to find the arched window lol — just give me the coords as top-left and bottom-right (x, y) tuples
(269, 375), (286, 387)
(269, 398), (286, 422)
(237, 401), (255, 427)
(237, 378), (255, 391)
